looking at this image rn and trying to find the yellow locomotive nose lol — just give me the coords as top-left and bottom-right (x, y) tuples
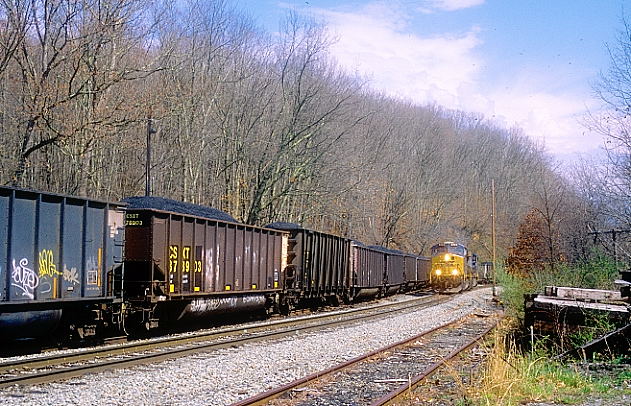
(451, 268), (459, 275)
(435, 269), (442, 276)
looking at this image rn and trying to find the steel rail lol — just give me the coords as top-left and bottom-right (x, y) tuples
(0, 294), (446, 388)
(370, 316), (502, 406)
(230, 316), (466, 406)
(0, 294), (440, 374)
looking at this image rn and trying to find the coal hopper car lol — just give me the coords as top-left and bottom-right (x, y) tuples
(402, 254), (430, 291)
(123, 197), (288, 331)
(0, 186), (125, 340)
(348, 242), (384, 300)
(367, 245), (407, 296)
(266, 223), (350, 310)
(415, 256), (431, 289)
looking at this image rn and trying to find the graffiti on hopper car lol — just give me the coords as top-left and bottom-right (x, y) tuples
(190, 297), (238, 312)
(38, 249), (62, 279)
(189, 295), (266, 313)
(12, 258), (39, 299)
(64, 266), (80, 285)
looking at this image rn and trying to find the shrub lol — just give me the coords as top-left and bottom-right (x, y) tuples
(497, 255), (619, 322)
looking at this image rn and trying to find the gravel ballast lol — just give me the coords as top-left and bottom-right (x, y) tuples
(0, 288), (498, 406)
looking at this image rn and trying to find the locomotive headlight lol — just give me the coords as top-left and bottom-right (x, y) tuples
(444, 254), (451, 261)
(435, 269), (442, 276)
(451, 269), (459, 275)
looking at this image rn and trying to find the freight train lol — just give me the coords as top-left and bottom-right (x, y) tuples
(0, 186), (470, 343)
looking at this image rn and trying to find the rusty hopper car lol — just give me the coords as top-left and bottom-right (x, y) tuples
(123, 197), (287, 330)
(266, 223), (350, 309)
(0, 186), (125, 340)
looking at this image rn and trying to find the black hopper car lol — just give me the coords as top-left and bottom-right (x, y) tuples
(0, 186), (436, 342)
(0, 187), (124, 340)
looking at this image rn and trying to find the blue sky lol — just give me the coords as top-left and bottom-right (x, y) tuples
(236, 0), (624, 164)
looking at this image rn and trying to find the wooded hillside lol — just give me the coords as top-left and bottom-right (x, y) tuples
(1, 0), (622, 264)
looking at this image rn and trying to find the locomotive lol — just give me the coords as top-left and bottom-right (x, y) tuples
(0, 186), (442, 342)
(429, 242), (478, 292)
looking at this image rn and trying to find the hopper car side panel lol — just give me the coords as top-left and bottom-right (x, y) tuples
(0, 186), (124, 339)
(124, 209), (286, 301)
(310, 230), (347, 295)
(1, 187), (124, 309)
(416, 256), (430, 285)
(403, 255), (417, 288)
(266, 224), (350, 301)
(0, 193), (6, 303)
(385, 253), (405, 294)
(350, 244), (385, 288)
(349, 243), (385, 300)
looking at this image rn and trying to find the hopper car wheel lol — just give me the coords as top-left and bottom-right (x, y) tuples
(279, 298), (294, 316)
(327, 295), (341, 307)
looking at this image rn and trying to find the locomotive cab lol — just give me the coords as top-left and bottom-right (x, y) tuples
(430, 242), (477, 292)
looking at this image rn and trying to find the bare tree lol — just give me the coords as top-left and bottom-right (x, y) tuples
(0, 0), (566, 266)
(6, 0), (164, 194)
(0, 0), (29, 74)
(590, 16), (631, 227)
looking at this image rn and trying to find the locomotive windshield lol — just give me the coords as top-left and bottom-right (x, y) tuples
(431, 243), (466, 257)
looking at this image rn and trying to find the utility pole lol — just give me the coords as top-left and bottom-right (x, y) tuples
(145, 117), (156, 197)
(492, 179), (497, 297)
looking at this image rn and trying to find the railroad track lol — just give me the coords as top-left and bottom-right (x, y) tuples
(232, 311), (501, 406)
(0, 293), (447, 388)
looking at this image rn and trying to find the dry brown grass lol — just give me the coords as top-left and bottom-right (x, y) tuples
(467, 319), (598, 406)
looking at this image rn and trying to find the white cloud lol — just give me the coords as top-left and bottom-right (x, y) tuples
(491, 94), (586, 150)
(307, 1), (602, 163)
(484, 80), (606, 159)
(314, 3), (482, 108)
(422, 0), (485, 12)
